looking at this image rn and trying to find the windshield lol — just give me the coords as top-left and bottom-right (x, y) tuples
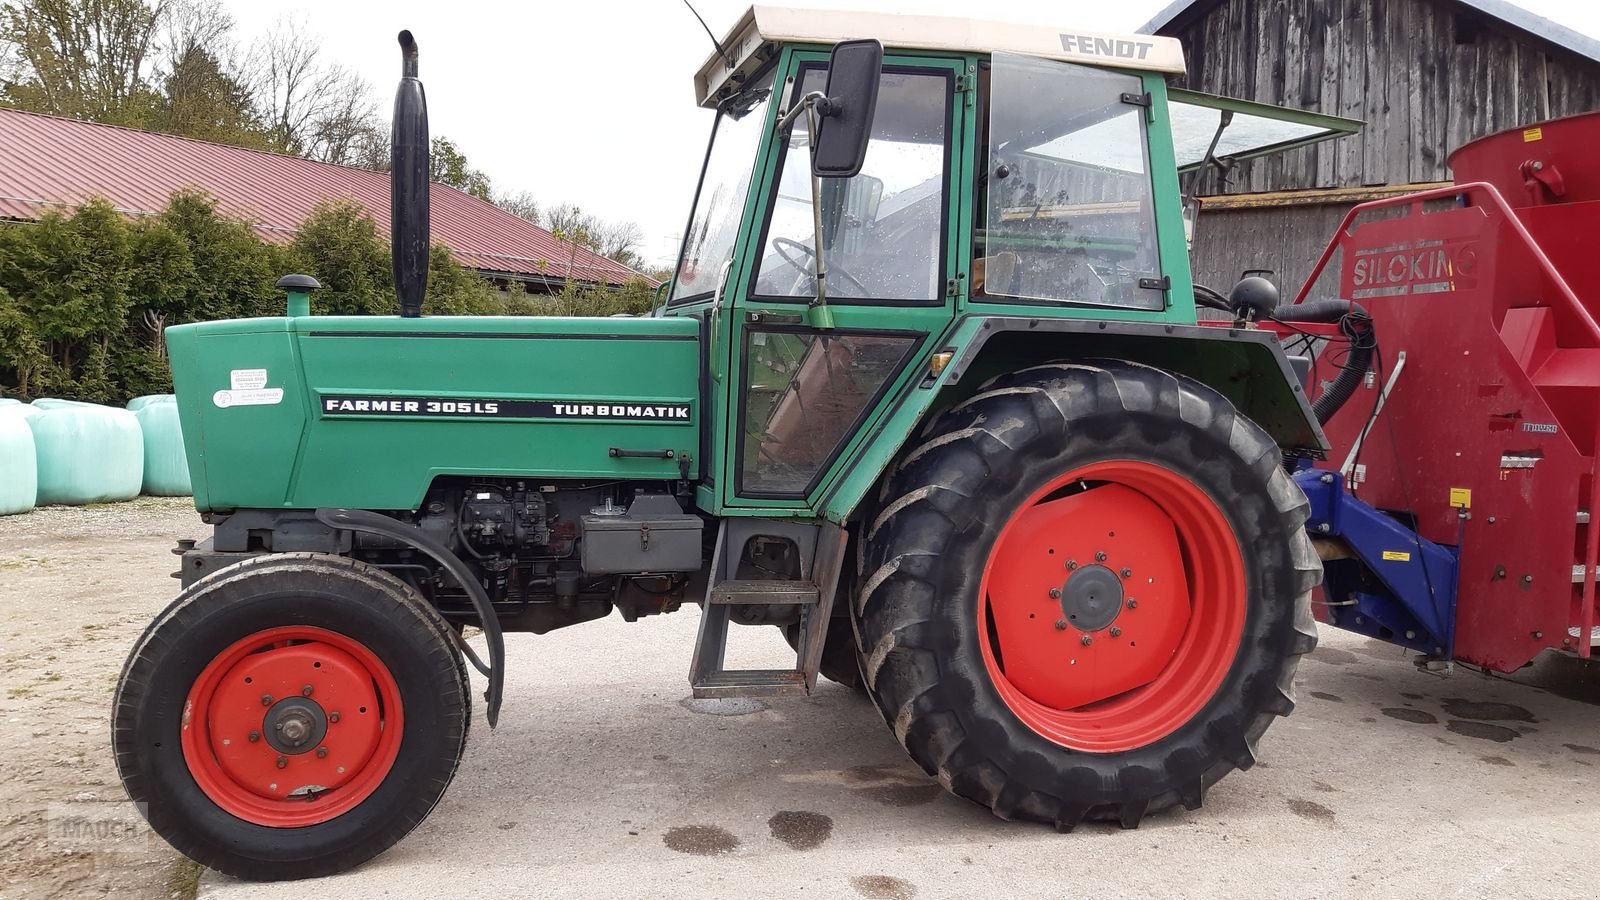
(751, 65), (949, 303)
(671, 67), (776, 303)
(977, 53), (1162, 309)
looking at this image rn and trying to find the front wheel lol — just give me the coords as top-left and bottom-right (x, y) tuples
(113, 553), (470, 880)
(856, 360), (1320, 830)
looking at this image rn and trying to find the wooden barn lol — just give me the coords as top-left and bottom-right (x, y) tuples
(1141, 0), (1600, 297)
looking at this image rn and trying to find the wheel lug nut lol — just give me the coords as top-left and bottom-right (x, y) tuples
(1048, 587), (1062, 599)
(275, 756), (288, 769)
(1126, 598), (1138, 610)
(301, 684), (314, 697)
(260, 693), (273, 707)
(316, 746), (329, 759)
(1120, 567), (1132, 578)
(1065, 560), (1078, 570)
(1110, 626), (1123, 638)
(1080, 634), (1092, 646)
(247, 731), (260, 743)
(329, 711), (341, 723)
(1095, 550), (1107, 562)
(1055, 619), (1068, 630)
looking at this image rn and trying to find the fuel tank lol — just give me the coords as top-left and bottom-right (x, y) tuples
(166, 314), (701, 512)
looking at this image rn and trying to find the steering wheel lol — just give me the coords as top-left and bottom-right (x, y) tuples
(771, 237), (872, 298)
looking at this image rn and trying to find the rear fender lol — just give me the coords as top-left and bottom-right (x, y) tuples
(817, 315), (1326, 523)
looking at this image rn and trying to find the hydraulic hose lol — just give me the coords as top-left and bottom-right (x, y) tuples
(1272, 299), (1375, 424)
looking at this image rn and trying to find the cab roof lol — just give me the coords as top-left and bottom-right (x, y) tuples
(695, 6), (1187, 108)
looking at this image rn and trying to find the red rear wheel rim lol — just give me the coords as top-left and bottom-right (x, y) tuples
(180, 626), (404, 826)
(977, 460), (1246, 753)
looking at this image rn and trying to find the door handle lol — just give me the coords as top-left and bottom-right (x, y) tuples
(746, 311), (803, 325)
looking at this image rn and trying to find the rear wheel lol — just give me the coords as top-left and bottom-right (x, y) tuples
(856, 360), (1319, 829)
(113, 553), (470, 880)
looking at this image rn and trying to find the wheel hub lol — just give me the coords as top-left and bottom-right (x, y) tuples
(263, 697), (327, 755)
(1060, 564), (1123, 632)
(983, 480), (1191, 711)
(181, 627), (401, 826)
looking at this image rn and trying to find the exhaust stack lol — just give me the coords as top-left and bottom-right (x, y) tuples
(391, 30), (429, 318)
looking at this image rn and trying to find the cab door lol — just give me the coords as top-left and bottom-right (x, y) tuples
(719, 51), (971, 512)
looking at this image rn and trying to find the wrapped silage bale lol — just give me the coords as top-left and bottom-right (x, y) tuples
(29, 399), (143, 505)
(0, 409), (37, 515)
(129, 395), (190, 496)
(125, 395), (167, 412)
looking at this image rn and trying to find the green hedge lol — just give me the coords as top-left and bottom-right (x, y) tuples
(0, 191), (657, 403)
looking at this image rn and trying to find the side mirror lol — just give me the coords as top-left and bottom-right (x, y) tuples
(812, 39), (883, 178)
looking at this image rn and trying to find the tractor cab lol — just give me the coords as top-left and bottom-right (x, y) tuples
(669, 7), (1358, 516)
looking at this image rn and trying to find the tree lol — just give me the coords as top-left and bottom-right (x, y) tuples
(542, 202), (645, 271)
(287, 200), (391, 315)
(247, 16), (379, 161)
(430, 137), (491, 201)
(0, 0), (168, 126)
(152, 43), (264, 146)
(495, 189), (540, 225)
(148, 0), (266, 147)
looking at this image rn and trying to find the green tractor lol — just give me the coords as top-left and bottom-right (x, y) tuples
(114, 8), (1361, 879)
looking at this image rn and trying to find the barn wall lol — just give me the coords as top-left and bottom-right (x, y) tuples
(1166, 0), (1600, 196)
(1187, 201), (1360, 301)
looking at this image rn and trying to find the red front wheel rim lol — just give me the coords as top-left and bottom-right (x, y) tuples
(180, 626), (404, 827)
(977, 460), (1247, 753)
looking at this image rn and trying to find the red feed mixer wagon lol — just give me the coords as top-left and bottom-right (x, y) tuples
(1268, 110), (1600, 671)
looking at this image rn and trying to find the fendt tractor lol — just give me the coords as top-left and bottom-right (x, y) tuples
(113, 6), (1600, 881)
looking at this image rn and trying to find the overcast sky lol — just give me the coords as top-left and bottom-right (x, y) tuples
(216, 0), (1600, 268)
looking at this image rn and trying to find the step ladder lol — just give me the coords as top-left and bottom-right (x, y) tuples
(689, 520), (848, 698)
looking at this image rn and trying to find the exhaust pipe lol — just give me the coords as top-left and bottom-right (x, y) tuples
(391, 30), (429, 318)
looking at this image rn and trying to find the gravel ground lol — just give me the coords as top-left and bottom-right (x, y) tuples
(2, 500), (1598, 899)
(0, 499), (203, 900)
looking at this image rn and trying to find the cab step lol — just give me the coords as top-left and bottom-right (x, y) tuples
(709, 580), (820, 605)
(692, 670), (809, 697)
(689, 520), (847, 700)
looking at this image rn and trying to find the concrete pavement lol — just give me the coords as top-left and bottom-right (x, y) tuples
(200, 612), (1600, 899)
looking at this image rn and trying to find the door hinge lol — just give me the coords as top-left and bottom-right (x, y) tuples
(1121, 91), (1152, 108)
(956, 73), (975, 93)
(1137, 275), (1171, 292)
(946, 277), (959, 298)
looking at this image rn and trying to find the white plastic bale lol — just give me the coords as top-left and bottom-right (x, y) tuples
(29, 399), (144, 505)
(0, 409), (37, 515)
(130, 395), (191, 496)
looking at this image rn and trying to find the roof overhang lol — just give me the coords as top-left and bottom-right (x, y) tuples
(696, 5), (1186, 108)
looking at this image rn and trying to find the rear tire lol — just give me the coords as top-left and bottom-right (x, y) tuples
(855, 360), (1319, 829)
(113, 553), (470, 880)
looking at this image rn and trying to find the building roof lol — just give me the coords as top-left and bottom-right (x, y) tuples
(1138, 0), (1600, 67)
(0, 106), (649, 287)
(697, 5), (1185, 107)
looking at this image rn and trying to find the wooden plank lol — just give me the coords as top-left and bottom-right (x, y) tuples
(1316, 0), (1342, 186)
(1339, 0), (1368, 187)
(1403, 0), (1428, 183)
(1361, 0), (1387, 185)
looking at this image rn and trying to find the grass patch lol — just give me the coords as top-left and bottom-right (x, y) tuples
(166, 856), (204, 900)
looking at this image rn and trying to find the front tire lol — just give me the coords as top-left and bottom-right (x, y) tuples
(856, 360), (1319, 830)
(113, 553), (470, 880)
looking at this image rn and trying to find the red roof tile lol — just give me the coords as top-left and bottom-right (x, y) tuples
(0, 106), (650, 287)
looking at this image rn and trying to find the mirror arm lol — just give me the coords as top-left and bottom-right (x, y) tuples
(777, 90), (829, 132)
(804, 103), (834, 329)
